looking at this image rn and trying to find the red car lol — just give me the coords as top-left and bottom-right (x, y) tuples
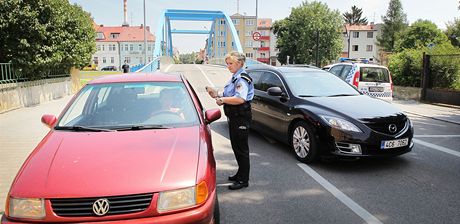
(2, 72), (221, 223)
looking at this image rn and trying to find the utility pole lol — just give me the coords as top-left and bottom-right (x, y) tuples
(315, 30), (320, 67)
(143, 0), (147, 65)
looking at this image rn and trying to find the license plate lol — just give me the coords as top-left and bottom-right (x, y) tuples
(369, 86), (384, 92)
(381, 138), (409, 149)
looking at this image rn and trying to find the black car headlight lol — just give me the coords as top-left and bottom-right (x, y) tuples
(321, 115), (362, 132)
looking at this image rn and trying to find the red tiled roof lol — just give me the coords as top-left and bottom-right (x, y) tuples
(96, 25), (155, 42)
(344, 24), (376, 31)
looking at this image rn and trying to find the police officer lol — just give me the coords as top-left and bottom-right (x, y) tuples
(206, 51), (254, 190)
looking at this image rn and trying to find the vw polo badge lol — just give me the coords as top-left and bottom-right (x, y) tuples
(93, 198), (110, 216)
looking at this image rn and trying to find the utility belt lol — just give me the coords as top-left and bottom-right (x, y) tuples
(223, 101), (252, 118)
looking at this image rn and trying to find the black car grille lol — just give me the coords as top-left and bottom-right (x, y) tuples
(364, 119), (408, 136)
(50, 193), (153, 217)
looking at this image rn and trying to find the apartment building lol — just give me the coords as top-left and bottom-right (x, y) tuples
(341, 23), (382, 63)
(93, 24), (155, 70)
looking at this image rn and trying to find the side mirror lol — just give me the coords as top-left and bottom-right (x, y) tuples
(41, 114), (57, 128)
(205, 108), (221, 124)
(267, 87), (283, 96)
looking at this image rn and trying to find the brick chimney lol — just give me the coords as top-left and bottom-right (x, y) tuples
(122, 0), (129, 27)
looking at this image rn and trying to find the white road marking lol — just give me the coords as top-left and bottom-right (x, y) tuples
(410, 120), (445, 127)
(195, 64), (215, 87)
(413, 139), (460, 158)
(165, 64), (173, 73)
(414, 135), (460, 138)
(297, 163), (383, 224)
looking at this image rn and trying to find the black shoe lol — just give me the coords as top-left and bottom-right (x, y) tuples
(228, 175), (239, 181)
(228, 181), (249, 190)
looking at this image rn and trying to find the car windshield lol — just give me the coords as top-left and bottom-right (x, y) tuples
(359, 67), (390, 82)
(56, 82), (199, 130)
(283, 71), (360, 97)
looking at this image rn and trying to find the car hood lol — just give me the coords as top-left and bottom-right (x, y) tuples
(304, 95), (404, 121)
(10, 126), (202, 198)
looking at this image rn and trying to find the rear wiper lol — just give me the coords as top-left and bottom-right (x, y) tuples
(328, 94), (358, 97)
(114, 125), (169, 131)
(55, 125), (115, 132)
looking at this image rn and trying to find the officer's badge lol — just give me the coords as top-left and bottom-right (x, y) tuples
(236, 83), (242, 91)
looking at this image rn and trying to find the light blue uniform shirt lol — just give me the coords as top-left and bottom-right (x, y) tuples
(223, 68), (254, 101)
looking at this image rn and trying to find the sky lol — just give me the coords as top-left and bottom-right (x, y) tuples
(69, 0), (459, 53)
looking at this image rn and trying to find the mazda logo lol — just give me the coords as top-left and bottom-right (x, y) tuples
(93, 198), (110, 216)
(388, 124), (397, 133)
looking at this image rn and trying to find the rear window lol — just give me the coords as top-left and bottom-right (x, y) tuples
(359, 67), (390, 82)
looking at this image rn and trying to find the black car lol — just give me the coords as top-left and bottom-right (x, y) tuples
(246, 64), (414, 163)
(101, 66), (117, 71)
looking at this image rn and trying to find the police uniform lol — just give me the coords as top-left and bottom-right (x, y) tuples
(222, 68), (254, 184)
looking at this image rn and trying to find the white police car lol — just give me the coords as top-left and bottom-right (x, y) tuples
(325, 60), (393, 101)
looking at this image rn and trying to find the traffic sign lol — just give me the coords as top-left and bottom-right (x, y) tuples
(252, 31), (261, 41)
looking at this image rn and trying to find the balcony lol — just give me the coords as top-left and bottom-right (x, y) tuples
(260, 36), (270, 41)
(257, 58), (270, 64)
(257, 47), (270, 51)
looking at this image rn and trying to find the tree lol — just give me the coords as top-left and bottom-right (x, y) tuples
(0, 0), (96, 80)
(343, 5), (368, 25)
(394, 20), (448, 52)
(272, 1), (343, 65)
(377, 0), (408, 52)
(445, 18), (460, 47)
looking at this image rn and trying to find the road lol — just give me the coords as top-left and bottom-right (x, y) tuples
(1, 64), (459, 223)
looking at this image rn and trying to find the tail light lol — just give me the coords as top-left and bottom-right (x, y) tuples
(352, 71), (360, 88)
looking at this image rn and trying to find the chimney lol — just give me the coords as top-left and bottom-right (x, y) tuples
(122, 0), (129, 27)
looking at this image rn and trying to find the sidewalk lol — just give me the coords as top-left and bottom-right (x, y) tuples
(392, 100), (460, 125)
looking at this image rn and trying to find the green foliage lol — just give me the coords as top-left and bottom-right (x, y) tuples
(0, 0), (96, 80)
(179, 52), (198, 64)
(389, 43), (460, 90)
(395, 20), (448, 52)
(272, 1), (343, 65)
(343, 5), (368, 25)
(377, 0), (408, 52)
(445, 18), (460, 47)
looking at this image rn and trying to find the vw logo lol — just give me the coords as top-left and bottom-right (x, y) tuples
(388, 124), (397, 133)
(93, 198), (110, 216)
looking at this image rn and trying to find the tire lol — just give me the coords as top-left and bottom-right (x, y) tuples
(212, 195), (220, 224)
(290, 120), (318, 163)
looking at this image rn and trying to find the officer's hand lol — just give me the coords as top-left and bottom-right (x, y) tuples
(206, 86), (218, 98)
(216, 97), (224, 106)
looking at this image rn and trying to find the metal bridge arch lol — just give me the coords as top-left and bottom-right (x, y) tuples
(153, 9), (243, 59)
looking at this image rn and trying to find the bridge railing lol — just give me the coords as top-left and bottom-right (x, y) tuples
(208, 58), (264, 67)
(135, 57), (160, 73)
(0, 63), (17, 84)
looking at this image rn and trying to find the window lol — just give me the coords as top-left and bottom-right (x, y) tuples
(138, 44), (142, 51)
(125, 57), (131, 63)
(367, 32), (373, 38)
(232, 19), (239, 25)
(110, 57), (114, 63)
(246, 52), (254, 58)
(255, 72), (283, 92)
(93, 57), (98, 65)
(96, 32), (105, 40)
(219, 31), (225, 36)
(220, 41), (226, 47)
(97, 45), (101, 51)
(366, 45), (373, 52)
(352, 45), (359, 51)
(261, 41), (265, 47)
(102, 45), (105, 51)
(245, 19), (255, 26)
(245, 41), (253, 47)
(102, 57), (106, 63)
(353, 31), (359, 38)
(148, 44), (152, 51)
(112, 44), (116, 51)
(248, 71), (263, 85)
(220, 19), (226, 25)
(340, 65), (353, 80)
(260, 53), (266, 58)
(130, 44), (133, 51)
(110, 33), (120, 39)
(125, 44), (128, 51)
(329, 65), (344, 76)
(245, 31), (252, 36)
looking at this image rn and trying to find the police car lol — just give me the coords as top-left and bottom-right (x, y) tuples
(325, 59), (393, 101)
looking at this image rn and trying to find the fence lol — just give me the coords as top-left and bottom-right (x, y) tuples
(421, 53), (460, 105)
(0, 62), (71, 84)
(0, 63), (17, 84)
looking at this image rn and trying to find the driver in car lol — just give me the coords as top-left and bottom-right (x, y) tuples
(153, 88), (185, 120)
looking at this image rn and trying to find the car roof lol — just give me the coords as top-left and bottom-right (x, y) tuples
(88, 72), (183, 84)
(246, 64), (325, 74)
(329, 62), (388, 68)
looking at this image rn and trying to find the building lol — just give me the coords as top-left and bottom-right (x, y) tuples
(93, 24), (155, 70)
(256, 18), (271, 64)
(341, 23), (382, 63)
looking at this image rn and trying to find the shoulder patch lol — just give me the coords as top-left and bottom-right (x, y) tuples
(240, 73), (252, 84)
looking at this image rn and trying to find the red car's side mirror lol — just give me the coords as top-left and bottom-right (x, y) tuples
(41, 114), (57, 128)
(205, 109), (221, 124)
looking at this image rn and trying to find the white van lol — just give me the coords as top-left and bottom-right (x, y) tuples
(326, 62), (393, 101)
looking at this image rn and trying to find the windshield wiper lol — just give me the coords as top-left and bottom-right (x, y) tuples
(114, 125), (169, 131)
(55, 125), (115, 132)
(298, 95), (315, 97)
(328, 94), (358, 97)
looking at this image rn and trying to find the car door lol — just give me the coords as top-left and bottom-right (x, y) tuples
(328, 65), (344, 79)
(254, 71), (291, 140)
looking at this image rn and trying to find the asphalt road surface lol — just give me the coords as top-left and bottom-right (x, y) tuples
(1, 64), (459, 224)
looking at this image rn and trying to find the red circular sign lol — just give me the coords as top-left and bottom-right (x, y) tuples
(252, 31), (261, 41)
